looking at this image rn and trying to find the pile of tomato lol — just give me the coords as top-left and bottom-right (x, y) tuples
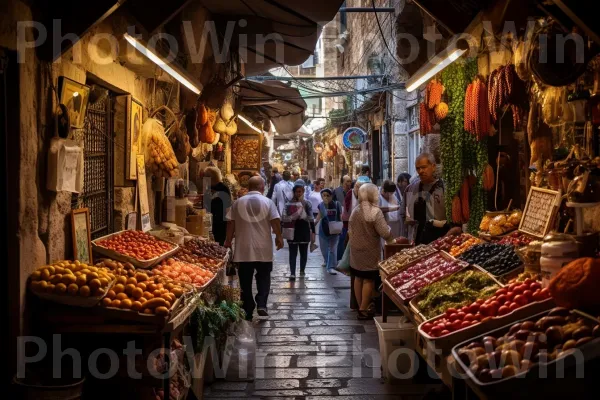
(97, 231), (174, 260)
(153, 258), (214, 287)
(421, 278), (551, 338)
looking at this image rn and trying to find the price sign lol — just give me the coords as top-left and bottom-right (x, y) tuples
(519, 187), (561, 238)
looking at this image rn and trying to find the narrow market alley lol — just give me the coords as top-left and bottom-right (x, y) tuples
(204, 246), (443, 399)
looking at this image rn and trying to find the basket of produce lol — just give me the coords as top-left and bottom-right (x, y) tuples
(181, 237), (228, 260)
(452, 308), (600, 399)
(152, 258), (216, 290)
(479, 209), (523, 239)
(99, 270), (195, 322)
(418, 275), (553, 352)
(496, 231), (535, 247)
(410, 266), (502, 324)
(430, 233), (475, 252)
(458, 243), (523, 279)
(385, 251), (469, 303)
(92, 230), (180, 269)
(448, 236), (484, 257)
(28, 260), (116, 307)
(378, 244), (436, 275)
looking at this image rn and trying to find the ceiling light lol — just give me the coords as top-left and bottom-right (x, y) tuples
(238, 114), (264, 134)
(406, 47), (466, 92)
(124, 33), (202, 95)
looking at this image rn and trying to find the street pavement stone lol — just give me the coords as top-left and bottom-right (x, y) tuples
(205, 243), (438, 398)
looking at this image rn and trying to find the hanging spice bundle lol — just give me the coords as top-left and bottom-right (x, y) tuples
(488, 64), (528, 130)
(420, 80), (448, 136)
(426, 79), (445, 110)
(464, 77), (491, 140)
(419, 102), (432, 137)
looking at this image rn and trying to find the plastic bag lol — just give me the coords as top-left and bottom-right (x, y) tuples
(336, 241), (351, 275)
(47, 136), (84, 193)
(223, 319), (256, 381)
(142, 117), (179, 178)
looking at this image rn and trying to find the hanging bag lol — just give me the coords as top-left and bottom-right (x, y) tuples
(47, 105), (84, 193)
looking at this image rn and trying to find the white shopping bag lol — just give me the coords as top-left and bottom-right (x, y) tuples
(47, 135), (84, 193)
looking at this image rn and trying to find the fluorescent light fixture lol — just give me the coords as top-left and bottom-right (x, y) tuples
(238, 114), (264, 134)
(124, 33), (202, 95)
(405, 48), (466, 92)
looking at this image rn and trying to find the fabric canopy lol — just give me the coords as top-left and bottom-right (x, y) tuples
(199, 0), (344, 76)
(238, 80), (307, 134)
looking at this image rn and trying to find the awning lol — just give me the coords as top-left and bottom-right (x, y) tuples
(238, 80), (307, 134)
(198, 0), (345, 75)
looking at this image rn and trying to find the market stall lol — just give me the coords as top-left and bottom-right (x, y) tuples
(24, 232), (235, 400)
(376, 2), (600, 396)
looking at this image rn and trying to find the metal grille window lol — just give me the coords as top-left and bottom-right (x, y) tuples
(72, 93), (114, 239)
(408, 105), (419, 130)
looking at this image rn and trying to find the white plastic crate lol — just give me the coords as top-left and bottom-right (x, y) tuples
(374, 316), (417, 381)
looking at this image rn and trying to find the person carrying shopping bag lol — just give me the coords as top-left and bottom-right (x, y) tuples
(282, 180), (315, 281)
(316, 188), (343, 275)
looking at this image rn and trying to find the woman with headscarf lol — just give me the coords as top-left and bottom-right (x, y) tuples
(283, 180), (315, 281)
(349, 183), (394, 319)
(203, 166), (232, 245)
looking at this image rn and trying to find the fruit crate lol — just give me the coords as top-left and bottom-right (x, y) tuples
(385, 251), (469, 304)
(451, 309), (600, 399)
(92, 230), (180, 269)
(30, 278), (115, 308)
(378, 244), (437, 276)
(409, 264), (504, 324)
(417, 296), (555, 355)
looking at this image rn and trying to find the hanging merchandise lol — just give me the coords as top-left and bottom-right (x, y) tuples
(419, 102), (432, 136)
(434, 102), (449, 122)
(513, 37), (530, 81)
(185, 107), (200, 148)
(464, 77), (491, 140)
(47, 133), (84, 193)
(488, 64), (528, 130)
(426, 79), (444, 110)
(141, 111), (179, 178)
(542, 86), (568, 126)
(314, 142), (324, 153)
(567, 84), (591, 123)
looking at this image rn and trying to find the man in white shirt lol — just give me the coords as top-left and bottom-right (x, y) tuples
(308, 178), (325, 217)
(225, 176), (284, 319)
(273, 170), (294, 216)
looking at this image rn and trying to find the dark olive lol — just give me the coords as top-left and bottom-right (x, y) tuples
(547, 307), (570, 317)
(521, 342), (540, 360)
(572, 326), (593, 341)
(514, 330), (532, 341)
(562, 339), (577, 351)
(478, 368), (493, 383)
(545, 326), (564, 347)
(576, 337), (593, 347)
(502, 365), (519, 378)
(467, 341), (484, 350)
(520, 321), (536, 331)
(520, 359), (533, 371)
(509, 323), (522, 335)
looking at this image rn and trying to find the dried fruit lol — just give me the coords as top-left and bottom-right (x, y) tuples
(483, 164), (495, 191)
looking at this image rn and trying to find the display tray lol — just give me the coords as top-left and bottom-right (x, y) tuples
(92, 230), (180, 269)
(385, 251), (469, 303)
(409, 265), (504, 324)
(30, 279), (115, 308)
(378, 244), (437, 276)
(478, 229), (517, 241)
(451, 309), (600, 399)
(99, 286), (196, 325)
(417, 296), (555, 354)
(493, 265), (524, 283)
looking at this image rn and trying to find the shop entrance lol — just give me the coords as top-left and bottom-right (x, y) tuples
(72, 87), (114, 239)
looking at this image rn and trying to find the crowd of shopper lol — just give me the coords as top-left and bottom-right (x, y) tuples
(220, 153), (464, 321)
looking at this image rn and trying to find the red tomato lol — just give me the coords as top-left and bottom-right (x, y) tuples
(524, 278), (534, 285)
(491, 300), (500, 309)
(508, 283), (518, 292)
(446, 308), (457, 316)
(481, 316), (492, 323)
(456, 312), (466, 320)
(476, 298), (485, 305)
(450, 320), (462, 331)
(514, 294), (528, 306)
(440, 330), (450, 336)
(523, 290), (533, 300)
(479, 304), (490, 316)
(539, 288), (550, 299)
(464, 313), (475, 322)
(496, 288), (508, 296)
(496, 294), (508, 304)
(469, 303), (480, 314)
(498, 306), (510, 316)
(430, 326), (442, 336)
(461, 320), (472, 329)
(508, 302), (519, 311)
(530, 282), (542, 291)
(448, 313), (459, 322)
(531, 289), (543, 301)
(422, 323), (433, 333)
(505, 292), (516, 302)
(474, 313), (483, 321)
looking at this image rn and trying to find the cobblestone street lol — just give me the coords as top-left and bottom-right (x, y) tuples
(204, 244), (444, 399)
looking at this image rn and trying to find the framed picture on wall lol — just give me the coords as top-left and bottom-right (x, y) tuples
(71, 208), (93, 265)
(58, 76), (90, 129)
(127, 97), (144, 180)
